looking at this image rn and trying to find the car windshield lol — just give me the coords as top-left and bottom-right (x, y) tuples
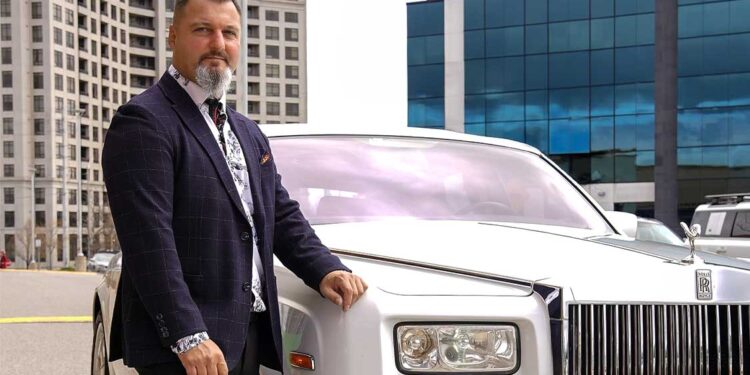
(271, 136), (611, 232)
(93, 253), (115, 262)
(636, 221), (686, 246)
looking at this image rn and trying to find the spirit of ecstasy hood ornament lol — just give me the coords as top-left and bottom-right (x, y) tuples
(680, 222), (702, 264)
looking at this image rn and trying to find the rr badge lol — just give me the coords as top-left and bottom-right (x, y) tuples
(696, 269), (712, 301)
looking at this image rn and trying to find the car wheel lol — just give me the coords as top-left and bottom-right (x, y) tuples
(91, 309), (110, 375)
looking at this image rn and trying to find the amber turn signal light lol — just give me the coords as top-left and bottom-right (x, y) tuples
(289, 351), (315, 370)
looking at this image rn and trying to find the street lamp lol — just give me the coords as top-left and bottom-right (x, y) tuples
(73, 108), (87, 272)
(28, 167), (36, 269)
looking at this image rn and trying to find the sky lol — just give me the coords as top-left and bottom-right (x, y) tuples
(306, 0), (417, 128)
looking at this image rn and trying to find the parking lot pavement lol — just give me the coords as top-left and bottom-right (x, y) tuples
(0, 269), (103, 375)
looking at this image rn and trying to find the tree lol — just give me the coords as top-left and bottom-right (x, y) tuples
(14, 220), (33, 268)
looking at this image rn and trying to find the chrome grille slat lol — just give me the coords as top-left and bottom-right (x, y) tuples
(567, 303), (749, 375)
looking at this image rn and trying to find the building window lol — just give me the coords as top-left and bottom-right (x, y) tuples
(34, 164), (44, 178)
(2, 140), (12, 157)
(3, 164), (12, 177)
(285, 12), (298, 23)
(285, 84), (299, 98)
(265, 10), (279, 21)
(35, 211), (45, 227)
(285, 28), (299, 42)
(1, 71), (10, 88)
(285, 47), (299, 60)
(2, 94), (11, 111)
(32, 49), (43, 66)
(0, 23), (10, 41)
(265, 45), (279, 59)
(69, 212), (76, 226)
(32, 26), (43, 43)
(54, 74), (63, 90)
(34, 187), (44, 204)
(285, 65), (299, 79)
(266, 64), (280, 78)
(34, 119), (44, 135)
(2, 118), (10, 135)
(0, 0), (10, 17)
(3, 187), (12, 204)
(33, 73), (43, 89)
(286, 103), (299, 116)
(66, 54), (74, 70)
(31, 2), (43, 19)
(267, 102), (280, 116)
(1, 47), (10, 64)
(65, 9), (74, 26)
(54, 27), (62, 45)
(33, 96), (44, 112)
(34, 142), (44, 158)
(65, 31), (74, 48)
(266, 83), (279, 97)
(67, 77), (75, 94)
(266, 26), (279, 40)
(4, 211), (14, 227)
(54, 51), (62, 67)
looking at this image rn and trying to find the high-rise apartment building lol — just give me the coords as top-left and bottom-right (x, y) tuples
(0, 0), (307, 267)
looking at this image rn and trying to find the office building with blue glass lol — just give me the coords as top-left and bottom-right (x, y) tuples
(407, 0), (750, 220)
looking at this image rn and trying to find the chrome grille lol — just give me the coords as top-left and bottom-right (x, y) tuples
(568, 304), (750, 374)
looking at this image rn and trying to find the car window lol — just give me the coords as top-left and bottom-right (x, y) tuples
(271, 136), (611, 232)
(636, 221), (685, 246)
(732, 211), (750, 238)
(692, 211), (729, 237)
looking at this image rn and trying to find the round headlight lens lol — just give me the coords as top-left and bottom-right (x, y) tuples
(401, 328), (433, 358)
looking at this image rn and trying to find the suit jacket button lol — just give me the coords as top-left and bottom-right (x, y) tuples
(240, 232), (250, 241)
(155, 313), (164, 320)
(160, 328), (169, 338)
(242, 281), (251, 292)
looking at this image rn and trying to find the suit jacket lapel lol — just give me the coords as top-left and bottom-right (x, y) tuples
(227, 110), (267, 250)
(157, 73), (246, 218)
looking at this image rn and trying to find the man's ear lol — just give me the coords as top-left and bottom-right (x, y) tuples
(168, 24), (176, 50)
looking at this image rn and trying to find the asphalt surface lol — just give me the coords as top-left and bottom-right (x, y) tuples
(0, 270), (103, 375)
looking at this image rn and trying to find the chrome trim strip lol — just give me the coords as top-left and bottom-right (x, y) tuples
(687, 305), (693, 375)
(638, 305), (644, 375)
(717, 306), (722, 374)
(663, 305), (669, 374)
(738, 305), (744, 375)
(602, 305), (609, 374)
(728, 306), (733, 375)
(589, 304), (594, 375)
(575, 305), (583, 374)
(650, 305), (657, 375)
(627, 305), (633, 374)
(615, 305), (620, 375)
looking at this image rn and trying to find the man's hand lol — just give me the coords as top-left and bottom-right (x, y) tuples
(177, 339), (229, 375)
(320, 270), (368, 311)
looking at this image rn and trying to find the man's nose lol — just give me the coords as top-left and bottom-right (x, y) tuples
(208, 30), (226, 51)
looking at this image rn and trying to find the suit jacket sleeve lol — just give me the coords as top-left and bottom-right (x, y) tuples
(262, 135), (351, 292)
(103, 104), (207, 347)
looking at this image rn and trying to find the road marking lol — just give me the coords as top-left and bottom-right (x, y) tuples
(0, 316), (92, 324)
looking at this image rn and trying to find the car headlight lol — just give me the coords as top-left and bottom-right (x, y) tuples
(394, 323), (519, 373)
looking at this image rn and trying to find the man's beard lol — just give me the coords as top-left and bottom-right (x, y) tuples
(195, 63), (233, 99)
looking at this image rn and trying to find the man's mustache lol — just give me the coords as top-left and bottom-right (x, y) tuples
(200, 53), (229, 62)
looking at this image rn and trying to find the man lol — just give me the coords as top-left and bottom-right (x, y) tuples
(102, 1), (367, 374)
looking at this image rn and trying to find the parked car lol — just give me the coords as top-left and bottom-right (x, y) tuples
(605, 211), (687, 247)
(93, 126), (750, 375)
(690, 193), (750, 261)
(87, 252), (116, 273)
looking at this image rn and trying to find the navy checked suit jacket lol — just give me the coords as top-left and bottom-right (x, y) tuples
(102, 72), (349, 370)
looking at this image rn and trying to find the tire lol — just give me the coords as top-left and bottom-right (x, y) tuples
(91, 309), (110, 375)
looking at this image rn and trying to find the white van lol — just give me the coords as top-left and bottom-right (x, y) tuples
(690, 193), (750, 260)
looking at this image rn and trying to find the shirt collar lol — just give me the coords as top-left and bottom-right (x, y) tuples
(168, 65), (226, 110)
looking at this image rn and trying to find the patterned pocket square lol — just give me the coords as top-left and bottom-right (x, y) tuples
(260, 152), (271, 165)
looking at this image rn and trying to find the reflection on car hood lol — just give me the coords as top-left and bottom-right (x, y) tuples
(312, 220), (750, 302)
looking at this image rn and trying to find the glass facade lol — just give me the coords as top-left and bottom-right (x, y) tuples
(406, 0), (750, 219)
(408, 0), (445, 128)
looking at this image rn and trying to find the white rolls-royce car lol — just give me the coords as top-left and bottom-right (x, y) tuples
(93, 126), (750, 375)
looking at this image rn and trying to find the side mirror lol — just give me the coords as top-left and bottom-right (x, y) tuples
(605, 211), (638, 238)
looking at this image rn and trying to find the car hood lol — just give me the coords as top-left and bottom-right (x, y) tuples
(312, 220), (750, 303)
